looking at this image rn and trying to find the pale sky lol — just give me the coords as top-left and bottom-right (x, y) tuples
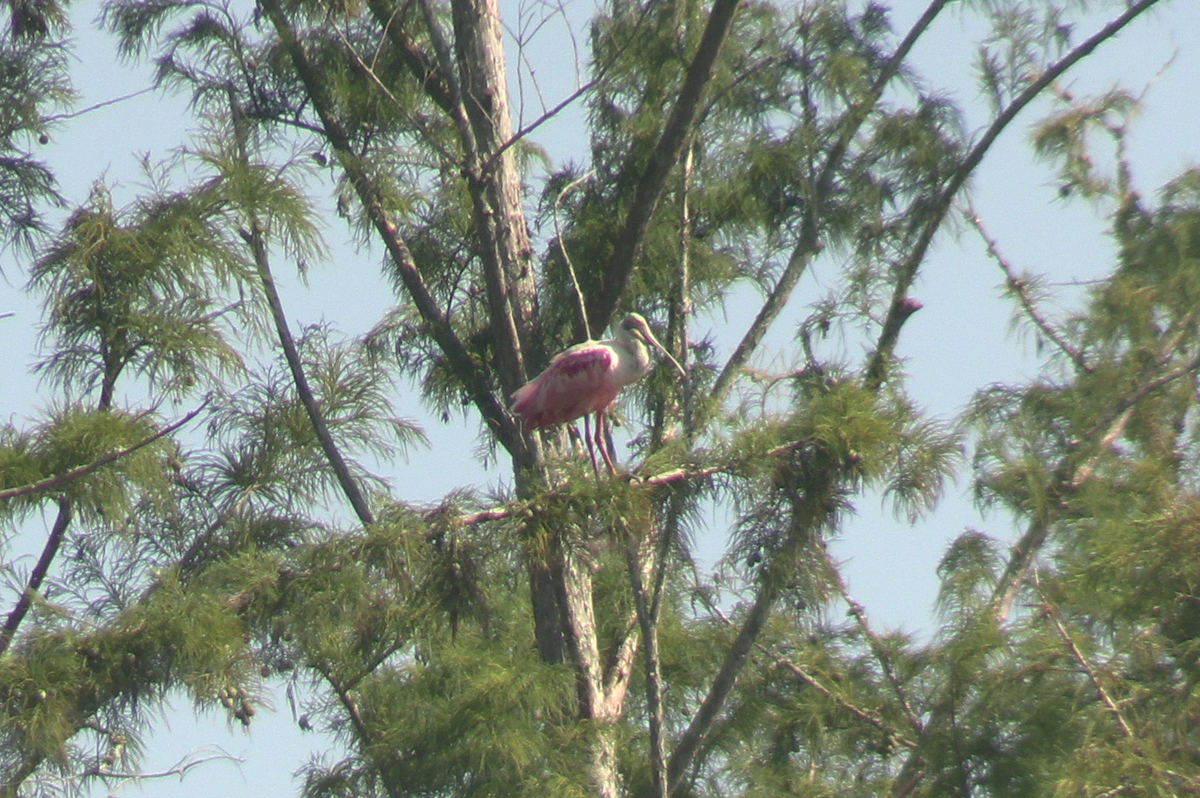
(2, 0), (1198, 794)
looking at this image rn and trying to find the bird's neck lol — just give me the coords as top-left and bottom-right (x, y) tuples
(617, 335), (652, 381)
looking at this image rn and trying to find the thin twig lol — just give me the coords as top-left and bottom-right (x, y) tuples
(821, 549), (923, 734)
(42, 87), (157, 123)
(554, 169), (596, 343)
(84, 748), (244, 781)
(1037, 582), (1134, 739)
(960, 202), (1091, 373)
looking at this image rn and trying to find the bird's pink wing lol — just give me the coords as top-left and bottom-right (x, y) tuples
(511, 343), (620, 428)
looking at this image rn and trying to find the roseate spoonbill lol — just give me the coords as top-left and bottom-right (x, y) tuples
(511, 313), (685, 474)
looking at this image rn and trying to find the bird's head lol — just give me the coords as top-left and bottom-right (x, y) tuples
(619, 313), (686, 378)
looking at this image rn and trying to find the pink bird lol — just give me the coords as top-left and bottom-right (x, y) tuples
(511, 313), (685, 474)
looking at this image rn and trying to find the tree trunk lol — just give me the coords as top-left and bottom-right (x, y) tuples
(559, 542), (632, 798)
(445, 7), (625, 792)
(449, 0), (538, 357)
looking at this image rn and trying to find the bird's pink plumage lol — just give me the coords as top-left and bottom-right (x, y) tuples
(511, 343), (620, 428)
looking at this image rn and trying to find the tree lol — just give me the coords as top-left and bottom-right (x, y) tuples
(2, 0), (1196, 796)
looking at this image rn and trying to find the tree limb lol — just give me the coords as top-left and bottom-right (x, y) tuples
(448, 0), (536, 392)
(75, 748), (244, 784)
(0, 498), (71, 657)
(329, 15), (460, 168)
(626, 532), (668, 798)
(700, 0), (950, 431)
(991, 349), (1200, 623)
(588, 0), (741, 336)
(1037, 583), (1135, 740)
(664, 456), (838, 796)
(441, 437), (808, 528)
(0, 401), (208, 504)
(702, 592), (916, 750)
(703, 242), (816, 429)
(667, 6), (1163, 788)
(241, 221), (376, 528)
(364, 0), (456, 115)
(482, 0), (663, 171)
(822, 550), (923, 735)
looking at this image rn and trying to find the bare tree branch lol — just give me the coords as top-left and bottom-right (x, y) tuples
(241, 221), (376, 528)
(329, 15), (460, 168)
(42, 87), (156, 123)
(704, 242), (816, 428)
(960, 202), (1091, 373)
(440, 437), (808, 528)
(364, 0), (457, 114)
(483, 0), (664, 170)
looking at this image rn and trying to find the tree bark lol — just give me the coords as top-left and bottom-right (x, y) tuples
(449, 0), (538, 360)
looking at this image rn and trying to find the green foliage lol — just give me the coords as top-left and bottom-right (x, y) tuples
(0, 18), (70, 253)
(29, 182), (249, 401)
(0, 406), (174, 523)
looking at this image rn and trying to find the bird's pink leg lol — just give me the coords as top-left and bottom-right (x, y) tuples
(595, 410), (618, 476)
(582, 414), (600, 476)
